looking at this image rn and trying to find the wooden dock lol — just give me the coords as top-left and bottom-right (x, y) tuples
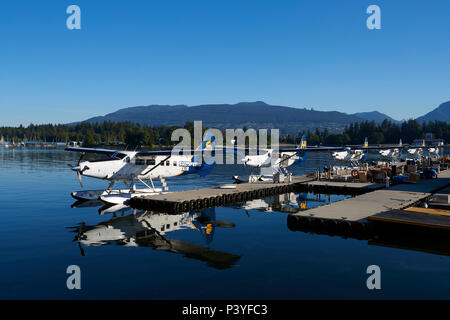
(129, 166), (450, 233)
(130, 175), (315, 212)
(298, 180), (385, 194)
(288, 169), (450, 233)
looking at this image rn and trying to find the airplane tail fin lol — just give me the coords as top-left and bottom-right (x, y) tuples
(297, 134), (308, 167)
(195, 131), (216, 152)
(363, 137), (368, 148)
(298, 134), (307, 149)
(195, 131), (216, 176)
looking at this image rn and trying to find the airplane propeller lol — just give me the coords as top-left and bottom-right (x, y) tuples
(68, 153), (88, 188)
(77, 170), (83, 188)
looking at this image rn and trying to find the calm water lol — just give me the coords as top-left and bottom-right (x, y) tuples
(0, 148), (449, 299)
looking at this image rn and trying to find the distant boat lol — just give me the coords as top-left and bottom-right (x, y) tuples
(0, 136), (11, 148)
(66, 141), (81, 147)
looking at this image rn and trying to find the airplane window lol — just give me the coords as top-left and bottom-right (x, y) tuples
(160, 161), (164, 166)
(173, 161), (177, 166)
(174, 222), (178, 226)
(166, 161), (170, 166)
(166, 224), (170, 229)
(146, 159), (156, 165)
(125, 157), (130, 163)
(135, 159), (146, 165)
(161, 225), (165, 231)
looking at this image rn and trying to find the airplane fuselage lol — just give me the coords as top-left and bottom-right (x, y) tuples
(379, 148), (400, 158)
(242, 151), (301, 168)
(74, 152), (205, 181)
(332, 150), (364, 162)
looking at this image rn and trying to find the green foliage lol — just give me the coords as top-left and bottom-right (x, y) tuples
(0, 119), (448, 148)
(283, 120), (449, 145)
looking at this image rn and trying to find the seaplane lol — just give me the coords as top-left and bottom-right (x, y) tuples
(232, 135), (412, 182)
(428, 146), (440, 157)
(65, 131), (216, 205)
(379, 139), (402, 159)
(331, 138), (368, 166)
(234, 135), (308, 182)
(407, 139), (425, 157)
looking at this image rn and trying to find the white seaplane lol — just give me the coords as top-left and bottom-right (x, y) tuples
(379, 139), (402, 159)
(407, 140), (426, 157)
(331, 138), (368, 166)
(428, 146), (440, 157)
(233, 135), (411, 181)
(65, 132), (216, 205)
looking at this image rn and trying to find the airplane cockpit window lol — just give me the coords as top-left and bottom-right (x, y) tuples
(135, 159), (146, 165)
(146, 159), (156, 165)
(125, 157), (130, 163)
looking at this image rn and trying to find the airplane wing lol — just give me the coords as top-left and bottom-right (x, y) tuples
(65, 147), (199, 157)
(65, 144), (418, 158)
(278, 145), (408, 152)
(64, 147), (129, 158)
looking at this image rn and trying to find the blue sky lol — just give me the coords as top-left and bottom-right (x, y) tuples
(1, 0), (449, 126)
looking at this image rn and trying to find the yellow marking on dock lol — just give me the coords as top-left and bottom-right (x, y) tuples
(368, 210), (450, 230)
(404, 206), (450, 217)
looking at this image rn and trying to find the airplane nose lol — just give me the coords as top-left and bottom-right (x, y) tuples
(71, 165), (81, 172)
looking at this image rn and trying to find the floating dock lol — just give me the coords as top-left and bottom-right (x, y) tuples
(130, 176), (386, 213)
(298, 180), (385, 194)
(130, 176), (315, 212)
(129, 166), (450, 234)
(288, 169), (450, 233)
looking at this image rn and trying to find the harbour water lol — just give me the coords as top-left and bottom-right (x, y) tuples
(0, 148), (449, 299)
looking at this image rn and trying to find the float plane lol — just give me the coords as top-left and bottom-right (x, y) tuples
(379, 139), (402, 159)
(230, 135), (416, 181)
(65, 131), (216, 204)
(331, 138), (368, 166)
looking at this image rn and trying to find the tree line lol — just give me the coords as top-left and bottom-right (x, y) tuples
(280, 119), (449, 146)
(0, 119), (448, 147)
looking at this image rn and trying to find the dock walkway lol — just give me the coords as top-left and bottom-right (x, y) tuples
(288, 170), (450, 230)
(130, 176), (315, 212)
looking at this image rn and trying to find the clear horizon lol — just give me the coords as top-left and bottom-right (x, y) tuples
(1, 0), (449, 126)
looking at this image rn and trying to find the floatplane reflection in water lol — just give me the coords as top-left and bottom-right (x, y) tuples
(68, 206), (240, 269)
(233, 192), (333, 214)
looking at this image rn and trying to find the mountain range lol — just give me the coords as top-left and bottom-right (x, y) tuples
(416, 101), (450, 123)
(351, 111), (401, 124)
(77, 100), (449, 135)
